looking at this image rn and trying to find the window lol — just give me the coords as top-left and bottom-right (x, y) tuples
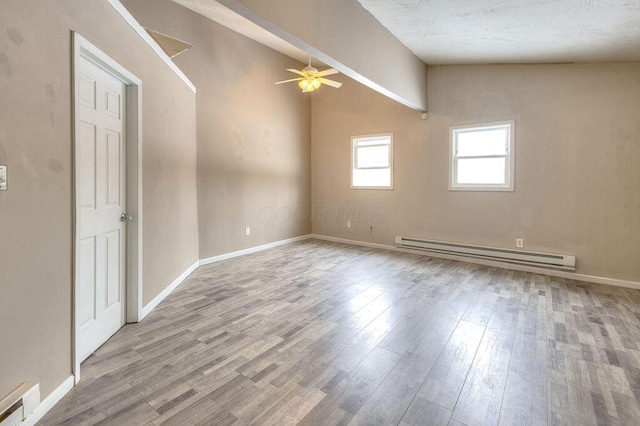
(450, 121), (515, 191)
(351, 133), (393, 189)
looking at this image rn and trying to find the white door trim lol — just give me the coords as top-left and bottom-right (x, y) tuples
(72, 32), (143, 383)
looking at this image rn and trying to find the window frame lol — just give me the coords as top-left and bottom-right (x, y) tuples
(449, 120), (515, 192)
(350, 133), (394, 190)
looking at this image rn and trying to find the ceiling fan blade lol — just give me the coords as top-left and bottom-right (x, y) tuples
(318, 78), (343, 88)
(316, 68), (339, 77)
(275, 78), (303, 85)
(286, 69), (305, 76)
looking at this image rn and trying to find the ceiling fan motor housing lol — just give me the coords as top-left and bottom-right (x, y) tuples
(275, 55), (342, 92)
(302, 65), (319, 75)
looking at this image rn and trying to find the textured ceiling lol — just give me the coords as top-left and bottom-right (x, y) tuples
(356, 0), (640, 64)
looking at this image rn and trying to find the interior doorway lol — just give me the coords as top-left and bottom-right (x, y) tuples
(73, 32), (143, 383)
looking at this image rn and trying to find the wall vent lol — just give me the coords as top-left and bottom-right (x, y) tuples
(395, 236), (576, 270)
(0, 383), (39, 426)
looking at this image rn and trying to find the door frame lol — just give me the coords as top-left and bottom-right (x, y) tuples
(72, 32), (143, 383)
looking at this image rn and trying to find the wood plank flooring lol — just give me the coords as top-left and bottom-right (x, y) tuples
(40, 240), (640, 425)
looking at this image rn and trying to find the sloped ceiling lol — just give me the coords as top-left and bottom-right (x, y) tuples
(172, 0), (323, 65)
(173, 0), (428, 110)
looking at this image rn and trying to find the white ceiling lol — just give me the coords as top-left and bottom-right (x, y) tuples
(356, 0), (640, 64)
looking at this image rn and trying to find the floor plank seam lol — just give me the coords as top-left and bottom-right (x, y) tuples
(39, 240), (640, 426)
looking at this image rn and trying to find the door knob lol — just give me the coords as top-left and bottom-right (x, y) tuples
(120, 213), (133, 222)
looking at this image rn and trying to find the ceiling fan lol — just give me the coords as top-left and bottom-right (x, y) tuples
(275, 55), (343, 93)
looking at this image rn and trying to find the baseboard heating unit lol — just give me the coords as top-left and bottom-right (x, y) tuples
(0, 383), (39, 426)
(395, 236), (576, 270)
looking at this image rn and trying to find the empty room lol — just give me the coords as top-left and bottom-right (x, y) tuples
(1, 0), (640, 425)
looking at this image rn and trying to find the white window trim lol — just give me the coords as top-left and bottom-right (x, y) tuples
(449, 120), (515, 192)
(351, 133), (394, 190)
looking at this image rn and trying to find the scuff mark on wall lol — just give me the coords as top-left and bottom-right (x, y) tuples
(6, 27), (24, 46)
(232, 128), (244, 146)
(48, 159), (64, 173)
(0, 53), (11, 77)
(45, 83), (56, 103)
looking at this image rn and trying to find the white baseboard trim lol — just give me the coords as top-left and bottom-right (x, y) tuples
(140, 260), (199, 319)
(21, 376), (74, 426)
(311, 234), (396, 253)
(52, 236), (312, 421)
(310, 234), (640, 290)
(139, 234), (313, 320)
(199, 234), (313, 266)
(30, 234), (638, 422)
(137, 232), (639, 324)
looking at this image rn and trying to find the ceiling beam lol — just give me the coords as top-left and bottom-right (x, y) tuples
(214, 0), (428, 111)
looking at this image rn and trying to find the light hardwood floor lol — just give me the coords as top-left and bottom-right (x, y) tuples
(41, 239), (640, 425)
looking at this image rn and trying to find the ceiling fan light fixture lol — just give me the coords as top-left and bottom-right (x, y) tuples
(299, 77), (321, 92)
(277, 54), (341, 92)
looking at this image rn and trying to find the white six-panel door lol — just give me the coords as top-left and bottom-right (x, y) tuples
(77, 56), (126, 363)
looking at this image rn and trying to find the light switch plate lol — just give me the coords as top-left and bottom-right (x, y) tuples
(0, 165), (7, 191)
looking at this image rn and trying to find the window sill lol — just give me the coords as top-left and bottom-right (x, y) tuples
(448, 185), (514, 192)
(350, 186), (394, 190)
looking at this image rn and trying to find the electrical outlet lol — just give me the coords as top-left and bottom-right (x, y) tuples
(516, 238), (524, 248)
(346, 221), (351, 229)
(245, 227), (250, 236)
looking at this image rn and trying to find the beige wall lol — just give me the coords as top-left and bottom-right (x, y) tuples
(2, 0), (638, 409)
(312, 62), (640, 282)
(0, 0), (198, 399)
(122, 0), (312, 259)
